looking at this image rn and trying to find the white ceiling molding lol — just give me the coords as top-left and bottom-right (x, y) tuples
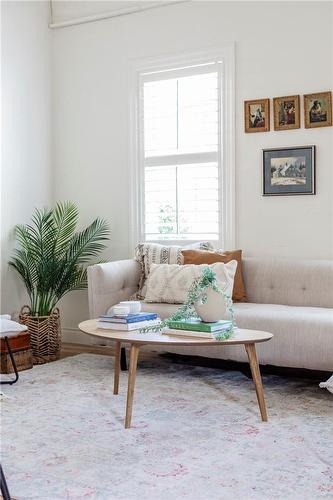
(49, 1), (187, 29)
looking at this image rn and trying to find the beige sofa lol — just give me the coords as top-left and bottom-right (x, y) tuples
(88, 258), (333, 371)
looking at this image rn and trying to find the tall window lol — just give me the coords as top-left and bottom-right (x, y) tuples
(131, 48), (235, 248)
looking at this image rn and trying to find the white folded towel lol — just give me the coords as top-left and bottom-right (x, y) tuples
(0, 318), (27, 335)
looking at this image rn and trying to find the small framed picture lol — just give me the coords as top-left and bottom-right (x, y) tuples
(304, 91), (332, 128)
(244, 98), (270, 133)
(263, 146), (315, 196)
(273, 95), (300, 131)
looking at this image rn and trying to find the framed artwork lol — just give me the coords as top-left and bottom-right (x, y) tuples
(304, 91), (332, 128)
(262, 145), (315, 196)
(244, 98), (270, 133)
(273, 95), (300, 131)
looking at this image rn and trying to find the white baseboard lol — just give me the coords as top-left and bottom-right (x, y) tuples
(61, 327), (92, 345)
(61, 327), (115, 347)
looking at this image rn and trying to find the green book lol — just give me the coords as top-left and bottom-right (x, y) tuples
(167, 318), (232, 333)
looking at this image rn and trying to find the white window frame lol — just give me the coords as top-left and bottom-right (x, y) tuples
(129, 44), (235, 249)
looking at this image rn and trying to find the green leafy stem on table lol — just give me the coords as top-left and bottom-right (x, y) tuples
(140, 266), (236, 341)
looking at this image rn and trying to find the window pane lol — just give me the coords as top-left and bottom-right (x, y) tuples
(177, 163), (219, 238)
(145, 166), (177, 238)
(142, 63), (221, 243)
(145, 163), (219, 241)
(178, 73), (218, 153)
(144, 80), (177, 156)
(144, 71), (218, 157)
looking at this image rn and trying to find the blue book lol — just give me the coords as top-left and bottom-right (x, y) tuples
(99, 312), (158, 324)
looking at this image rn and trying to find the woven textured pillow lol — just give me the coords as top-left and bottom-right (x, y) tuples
(144, 261), (237, 304)
(134, 242), (214, 299)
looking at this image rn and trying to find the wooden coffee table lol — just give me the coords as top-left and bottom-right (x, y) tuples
(79, 320), (273, 428)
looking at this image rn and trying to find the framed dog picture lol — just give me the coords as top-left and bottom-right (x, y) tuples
(263, 146), (315, 196)
(304, 91), (332, 128)
(273, 95), (300, 131)
(244, 98), (270, 133)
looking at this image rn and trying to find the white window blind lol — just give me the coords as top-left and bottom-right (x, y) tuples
(130, 46), (235, 249)
(145, 163), (219, 240)
(144, 71), (218, 156)
(141, 63), (222, 243)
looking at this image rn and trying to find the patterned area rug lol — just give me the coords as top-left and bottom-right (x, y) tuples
(1, 354), (332, 499)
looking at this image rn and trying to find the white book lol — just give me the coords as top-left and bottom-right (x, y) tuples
(97, 319), (161, 331)
(163, 327), (214, 339)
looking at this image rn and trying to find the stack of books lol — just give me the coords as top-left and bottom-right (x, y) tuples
(97, 312), (160, 331)
(164, 318), (233, 339)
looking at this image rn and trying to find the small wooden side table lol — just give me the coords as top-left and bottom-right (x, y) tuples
(0, 331), (32, 384)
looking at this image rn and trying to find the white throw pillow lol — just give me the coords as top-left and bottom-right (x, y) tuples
(134, 241), (215, 299)
(144, 261), (237, 304)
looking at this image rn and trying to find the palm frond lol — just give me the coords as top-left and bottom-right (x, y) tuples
(67, 217), (109, 264)
(27, 207), (56, 260)
(8, 247), (40, 296)
(52, 201), (79, 255)
(9, 202), (110, 316)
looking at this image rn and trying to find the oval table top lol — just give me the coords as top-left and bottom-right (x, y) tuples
(78, 319), (273, 347)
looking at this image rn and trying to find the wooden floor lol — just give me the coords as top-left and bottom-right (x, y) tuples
(60, 342), (117, 358)
(60, 342), (159, 362)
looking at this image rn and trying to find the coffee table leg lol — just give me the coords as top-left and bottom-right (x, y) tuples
(113, 342), (121, 395)
(125, 344), (140, 429)
(245, 343), (268, 422)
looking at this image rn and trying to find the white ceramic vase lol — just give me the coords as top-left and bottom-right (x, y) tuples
(194, 287), (228, 323)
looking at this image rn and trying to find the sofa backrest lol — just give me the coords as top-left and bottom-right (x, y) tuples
(242, 258), (333, 308)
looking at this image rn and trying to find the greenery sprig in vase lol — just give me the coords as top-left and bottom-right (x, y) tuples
(140, 266), (235, 341)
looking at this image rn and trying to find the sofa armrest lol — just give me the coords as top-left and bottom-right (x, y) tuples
(87, 259), (141, 319)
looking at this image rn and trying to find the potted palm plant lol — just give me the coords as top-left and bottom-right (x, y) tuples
(9, 201), (109, 363)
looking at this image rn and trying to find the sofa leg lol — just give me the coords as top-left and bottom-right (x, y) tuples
(120, 347), (127, 371)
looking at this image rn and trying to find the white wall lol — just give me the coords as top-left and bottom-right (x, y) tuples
(52, 1), (333, 335)
(1, 1), (52, 317)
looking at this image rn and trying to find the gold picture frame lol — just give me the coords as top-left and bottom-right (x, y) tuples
(244, 98), (270, 133)
(304, 91), (332, 128)
(273, 95), (300, 131)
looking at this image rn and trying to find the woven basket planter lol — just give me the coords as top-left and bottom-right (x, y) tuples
(19, 306), (61, 364)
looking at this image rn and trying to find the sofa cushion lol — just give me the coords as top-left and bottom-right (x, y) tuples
(141, 302), (179, 319)
(144, 261), (237, 304)
(140, 301), (333, 371)
(235, 303), (333, 371)
(242, 258), (333, 308)
(234, 302), (332, 336)
(134, 242), (214, 299)
(182, 248), (247, 302)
